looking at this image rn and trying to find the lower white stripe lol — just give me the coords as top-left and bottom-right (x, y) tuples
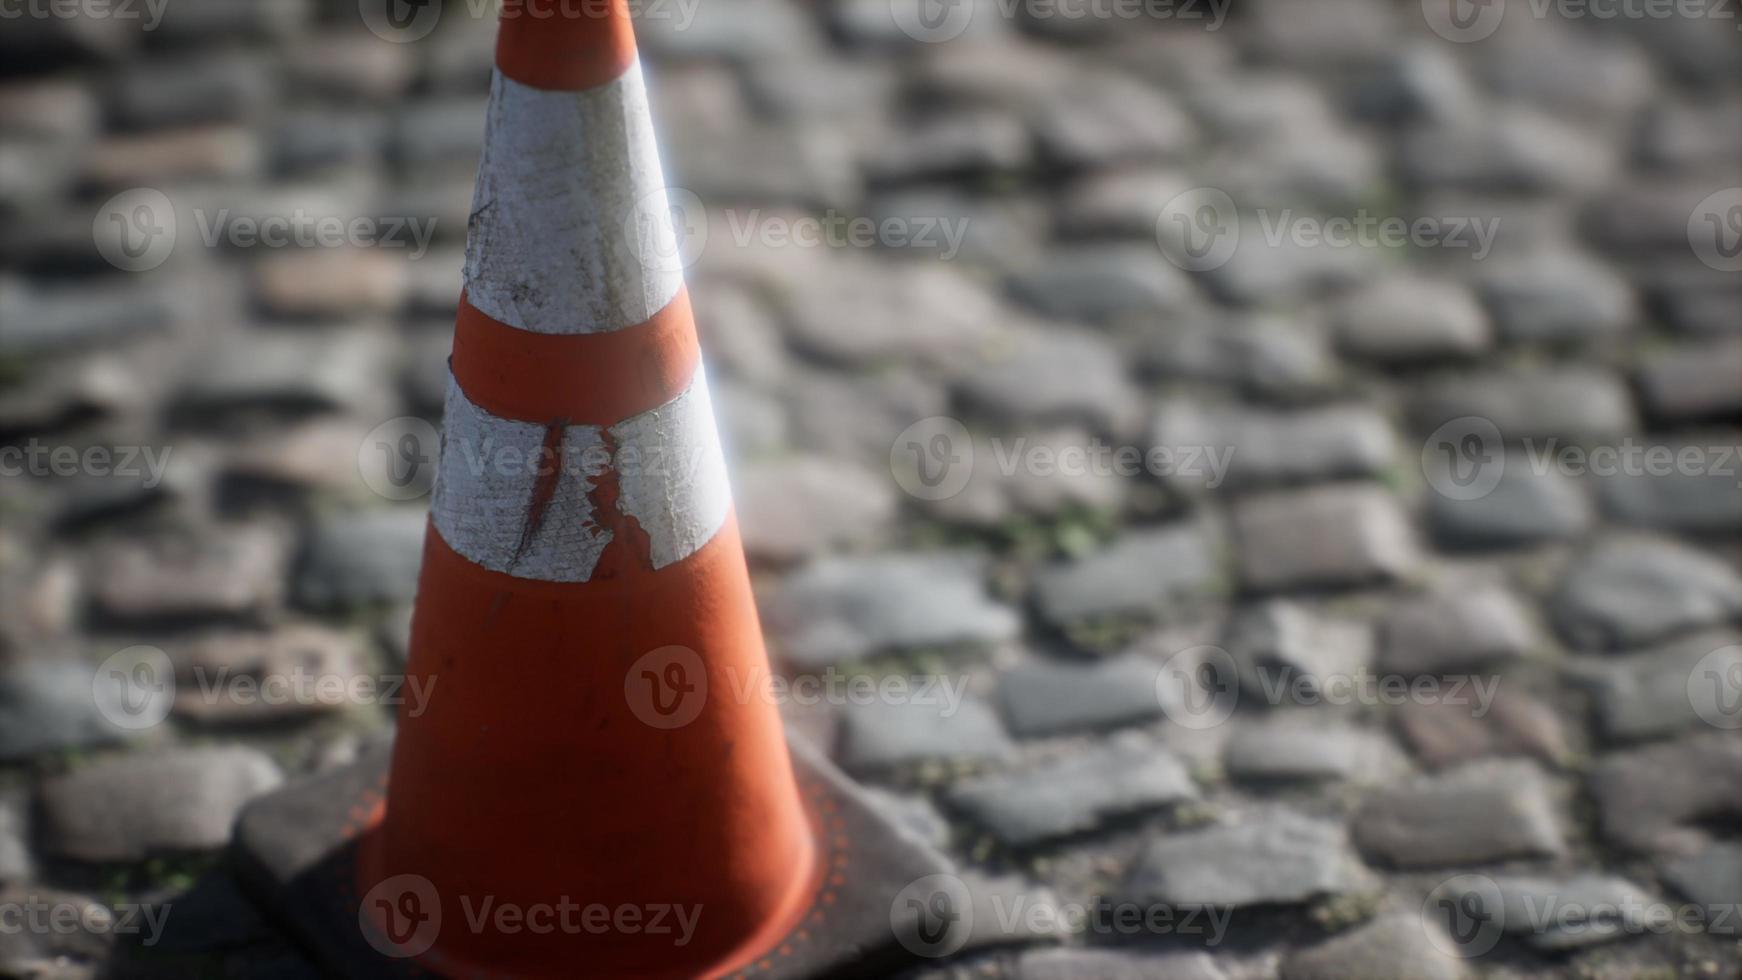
(463, 62), (683, 336)
(432, 382), (612, 582)
(430, 367), (731, 582)
(612, 370), (731, 571)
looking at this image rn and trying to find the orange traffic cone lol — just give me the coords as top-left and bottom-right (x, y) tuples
(233, 3), (949, 977)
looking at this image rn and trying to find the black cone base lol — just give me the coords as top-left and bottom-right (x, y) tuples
(231, 736), (956, 979)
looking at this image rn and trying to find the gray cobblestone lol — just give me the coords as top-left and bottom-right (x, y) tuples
(1351, 761), (1566, 867)
(1234, 485), (1419, 591)
(1551, 536), (1742, 650)
(947, 738), (1196, 846)
(1123, 810), (1374, 908)
(40, 748), (283, 862)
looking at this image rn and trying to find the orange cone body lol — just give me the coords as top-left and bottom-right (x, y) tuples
(356, 3), (819, 975)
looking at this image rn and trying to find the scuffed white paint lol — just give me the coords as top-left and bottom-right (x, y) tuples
(609, 368), (731, 570)
(431, 366), (731, 581)
(432, 375), (613, 582)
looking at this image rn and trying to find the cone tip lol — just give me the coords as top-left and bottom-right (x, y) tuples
(496, 0), (639, 91)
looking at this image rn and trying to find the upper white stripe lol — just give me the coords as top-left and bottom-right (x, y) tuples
(463, 61), (683, 335)
(430, 367), (732, 582)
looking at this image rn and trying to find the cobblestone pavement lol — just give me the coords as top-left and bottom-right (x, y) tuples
(2, 0), (1741, 977)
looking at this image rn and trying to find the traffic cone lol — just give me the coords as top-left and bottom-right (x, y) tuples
(231, 2), (951, 977)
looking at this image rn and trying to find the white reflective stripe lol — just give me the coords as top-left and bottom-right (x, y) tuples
(610, 369), (731, 571)
(430, 367), (731, 582)
(463, 61), (682, 336)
